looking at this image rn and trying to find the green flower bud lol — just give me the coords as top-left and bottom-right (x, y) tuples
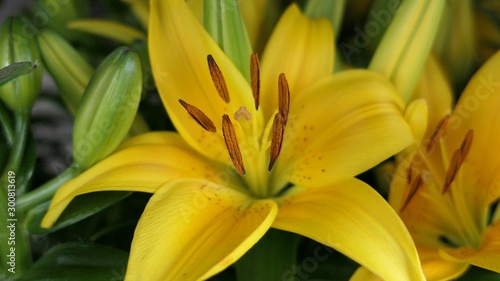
(37, 29), (93, 114)
(369, 0), (445, 104)
(35, 0), (84, 41)
(0, 17), (43, 112)
(72, 47), (142, 169)
(204, 0), (252, 81)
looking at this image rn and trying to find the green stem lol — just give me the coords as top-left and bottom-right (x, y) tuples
(0, 110), (31, 276)
(0, 102), (14, 145)
(17, 164), (81, 213)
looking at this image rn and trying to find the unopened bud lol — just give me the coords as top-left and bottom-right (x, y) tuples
(37, 29), (93, 114)
(0, 17), (43, 112)
(73, 47), (142, 169)
(369, 0), (445, 103)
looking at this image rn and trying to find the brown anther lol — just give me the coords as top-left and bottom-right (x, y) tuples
(250, 53), (260, 110)
(268, 113), (285, 171)
(207, 55), (230, 103)
(179, 99), (216, 132)
(400, 173), (423, 212)
(458, 129), (473, 165)
(222, 114), (245, 175)
(443, 149), (461, 194)
(406, 165), (413, 184)
(234, 106), (252, 121)
(426, 114), (450, 153)
(278, 73), (290, 125)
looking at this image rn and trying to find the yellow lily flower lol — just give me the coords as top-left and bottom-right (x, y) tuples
(42, 1), (425, 280)
(389, 50), (500, 280)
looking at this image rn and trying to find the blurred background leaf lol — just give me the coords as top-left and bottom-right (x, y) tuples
(17, 243), (128, 281)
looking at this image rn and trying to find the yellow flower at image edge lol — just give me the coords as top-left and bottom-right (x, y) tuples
(42, 1), (424, 280)
(389, 50), (500, 280)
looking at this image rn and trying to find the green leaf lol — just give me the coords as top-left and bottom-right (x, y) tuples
(17, 243), (128, 281)
(234, 229), (301, 281)
(0, 62), (36, 86)
(458, 266), (500, 281)
(25, 191), (131, 235)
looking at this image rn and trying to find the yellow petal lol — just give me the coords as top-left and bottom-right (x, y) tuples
(149, 0), (263, 163)
(352, 248), (470, 281)
(349, 267), (382, 281)
(125, 179), (277, 281)
(42, 135), (233, 228)
(418, 246), (469, 281)
(68, 20), (145, 44)
(259, 4), (334, 120)
(444, 50), (500, 206)
(273, 70), (412, 189)
(273, 179), (426, 281)
(116, 131), (193, 151)
(441, 221), (500, 273)
(404, 98), (428, 142)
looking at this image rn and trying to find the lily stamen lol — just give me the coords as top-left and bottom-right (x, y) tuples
(442, 130), (474, 194)
(406, 165), (413, 184)
(222, 114), (246, 175)
(426, 114), (450, 153)
(278, 73), (290, 125)
(443, 149), (461, 194)
(250, 53), (260, 110)
(207, 54), (230, 103)
(458, 129), (473, 165)
(401, 173), (423, 212)
(178, 99), (217, 132)
(267, 74), (290, 171)
(268, 113), (285, 171)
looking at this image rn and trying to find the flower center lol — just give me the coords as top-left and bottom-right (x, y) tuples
(401, 115), (482, 247)
(179, 54), (290, 198)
